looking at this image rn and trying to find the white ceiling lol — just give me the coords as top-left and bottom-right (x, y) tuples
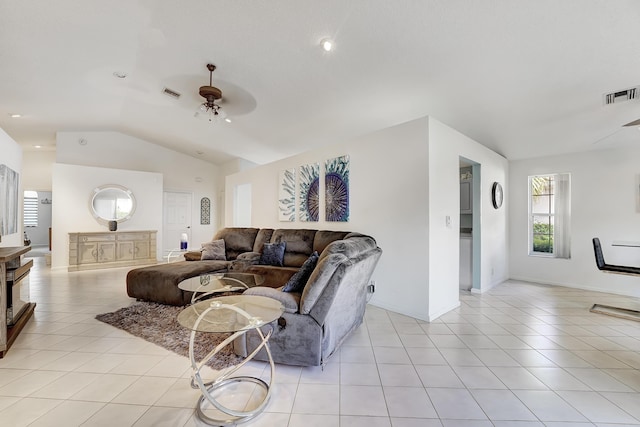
(2, 0), (640, 165)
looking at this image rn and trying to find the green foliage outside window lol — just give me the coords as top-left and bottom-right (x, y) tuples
(533, 222), (553, 253)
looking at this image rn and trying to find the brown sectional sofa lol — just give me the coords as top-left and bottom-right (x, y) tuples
(127, 227), (370, 304)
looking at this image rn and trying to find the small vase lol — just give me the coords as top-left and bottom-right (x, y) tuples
(108, 220), (118, 231)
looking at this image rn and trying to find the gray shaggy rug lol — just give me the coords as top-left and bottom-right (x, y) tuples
(95, 302), (244, 370)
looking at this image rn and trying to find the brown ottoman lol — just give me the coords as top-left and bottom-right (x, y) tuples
(126, 260), (230, 305)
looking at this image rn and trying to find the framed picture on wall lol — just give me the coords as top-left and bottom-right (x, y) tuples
(0, 164), (19, 236)
(325, 155), (350, 221)
(278, 168), (296, 222)
(299, 163), (319, 222)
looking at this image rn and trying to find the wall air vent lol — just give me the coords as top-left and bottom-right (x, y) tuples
(604, 87), (638, 105)
(162, 87), (181, 99)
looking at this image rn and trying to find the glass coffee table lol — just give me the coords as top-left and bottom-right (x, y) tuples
(177, 295), (284, 426)
(178, 272), (265, 304)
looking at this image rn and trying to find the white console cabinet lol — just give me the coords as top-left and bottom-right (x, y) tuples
(69, 230), (157, 271)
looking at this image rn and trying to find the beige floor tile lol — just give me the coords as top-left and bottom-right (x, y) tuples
(31, 371), (102, 399)
(0, 369), (66, 397)
(29, 400), (105, 427)
(292, 383), (339, 415)
(70, 373), (139, 402)
(288, 414), (340, 427)
(341, 385), (388, 416)
(557, 390), (638, 424)
(80, 402), (148, 426)
(340, 362), (381, 386)
(0, 397), (63, 426)
(112, 376), (178, 405)
(3, 260), (638, 426)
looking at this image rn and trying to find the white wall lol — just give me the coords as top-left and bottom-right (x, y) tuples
(225, 117), (509, 321)
(51, 164), (163, 269)
(509, 146), (640, 297)
(427, 118), (509, 319)
(22, 150), (55, 191)
(56, 131), (222, 248)
(0, 128), (23, 247)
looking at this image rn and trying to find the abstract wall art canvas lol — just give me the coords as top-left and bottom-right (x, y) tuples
(299, 163), (319, 222)
(0, 164), (19, 235)
(278, 168), (296, 222)
(325, 155), (350, 222)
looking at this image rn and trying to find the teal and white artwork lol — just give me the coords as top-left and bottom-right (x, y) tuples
(325, 155), (350, 222)
(278, 168), (296, 221)
(299, 163), (319, 222)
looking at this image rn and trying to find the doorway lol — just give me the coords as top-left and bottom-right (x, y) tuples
(23, 190), (53, 256)
(459, 158), (481, 292)
(163, 191), (192, 252)
(233, 183), (252, 226)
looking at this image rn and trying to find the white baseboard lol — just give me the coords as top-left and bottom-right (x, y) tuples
(428, 300), (461, 322)
(508, 275), (640, 298)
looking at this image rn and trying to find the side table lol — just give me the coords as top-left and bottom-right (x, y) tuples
(178, 272), (265, 304)
(177, 295), (284, 426)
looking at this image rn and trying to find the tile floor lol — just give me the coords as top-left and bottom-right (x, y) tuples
(1, 257), (640, 426)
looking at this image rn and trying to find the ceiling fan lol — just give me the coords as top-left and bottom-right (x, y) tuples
(173, 62), (256, 122)
(196, 63), (227, 122)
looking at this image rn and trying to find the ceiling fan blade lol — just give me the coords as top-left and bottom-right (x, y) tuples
(623, 118), (640, 127)
(592, 129), (623, 145)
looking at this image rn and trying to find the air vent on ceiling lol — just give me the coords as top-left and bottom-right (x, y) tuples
(162, 87), (181, 99)
(604, 87), (638, 105)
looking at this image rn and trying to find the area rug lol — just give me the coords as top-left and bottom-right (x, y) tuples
(95, 302), (244, 370)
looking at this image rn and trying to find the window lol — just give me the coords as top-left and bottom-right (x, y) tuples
(529, 173), (571, 258)
(24, 190), (38, 227)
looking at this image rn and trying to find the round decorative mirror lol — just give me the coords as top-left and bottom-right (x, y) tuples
(90, 185), (136, 224)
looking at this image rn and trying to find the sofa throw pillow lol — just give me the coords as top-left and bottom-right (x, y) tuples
(282, 251), (319, 293)
(259, 242), (286, 266)
(201, 239), (226, 260)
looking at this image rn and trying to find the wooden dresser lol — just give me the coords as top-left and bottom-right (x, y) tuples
(1, 246), (35, 358)
(68, 230), (157, 272)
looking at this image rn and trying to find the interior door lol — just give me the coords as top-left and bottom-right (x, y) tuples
(163, 191), (192, 253)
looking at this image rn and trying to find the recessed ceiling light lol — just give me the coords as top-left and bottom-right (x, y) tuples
(113, 71), (128, 79)
(320, 38), (334, 52)
(34, 145), (41, 148)
(224, 118), (232, 123)
(78, 138), (87, 146)
(9, 113), (21, 118)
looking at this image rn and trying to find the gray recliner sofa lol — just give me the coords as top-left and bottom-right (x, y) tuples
(233, 233), (382, 366)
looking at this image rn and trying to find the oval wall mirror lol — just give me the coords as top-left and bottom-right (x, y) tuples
(90, 184), (136, 224)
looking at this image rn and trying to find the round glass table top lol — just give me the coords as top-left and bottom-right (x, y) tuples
(177, 295), (284, 333)
(178, 272), (265, 293)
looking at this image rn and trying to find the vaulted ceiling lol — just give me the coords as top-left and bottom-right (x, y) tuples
(1, 0), (640, 165)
